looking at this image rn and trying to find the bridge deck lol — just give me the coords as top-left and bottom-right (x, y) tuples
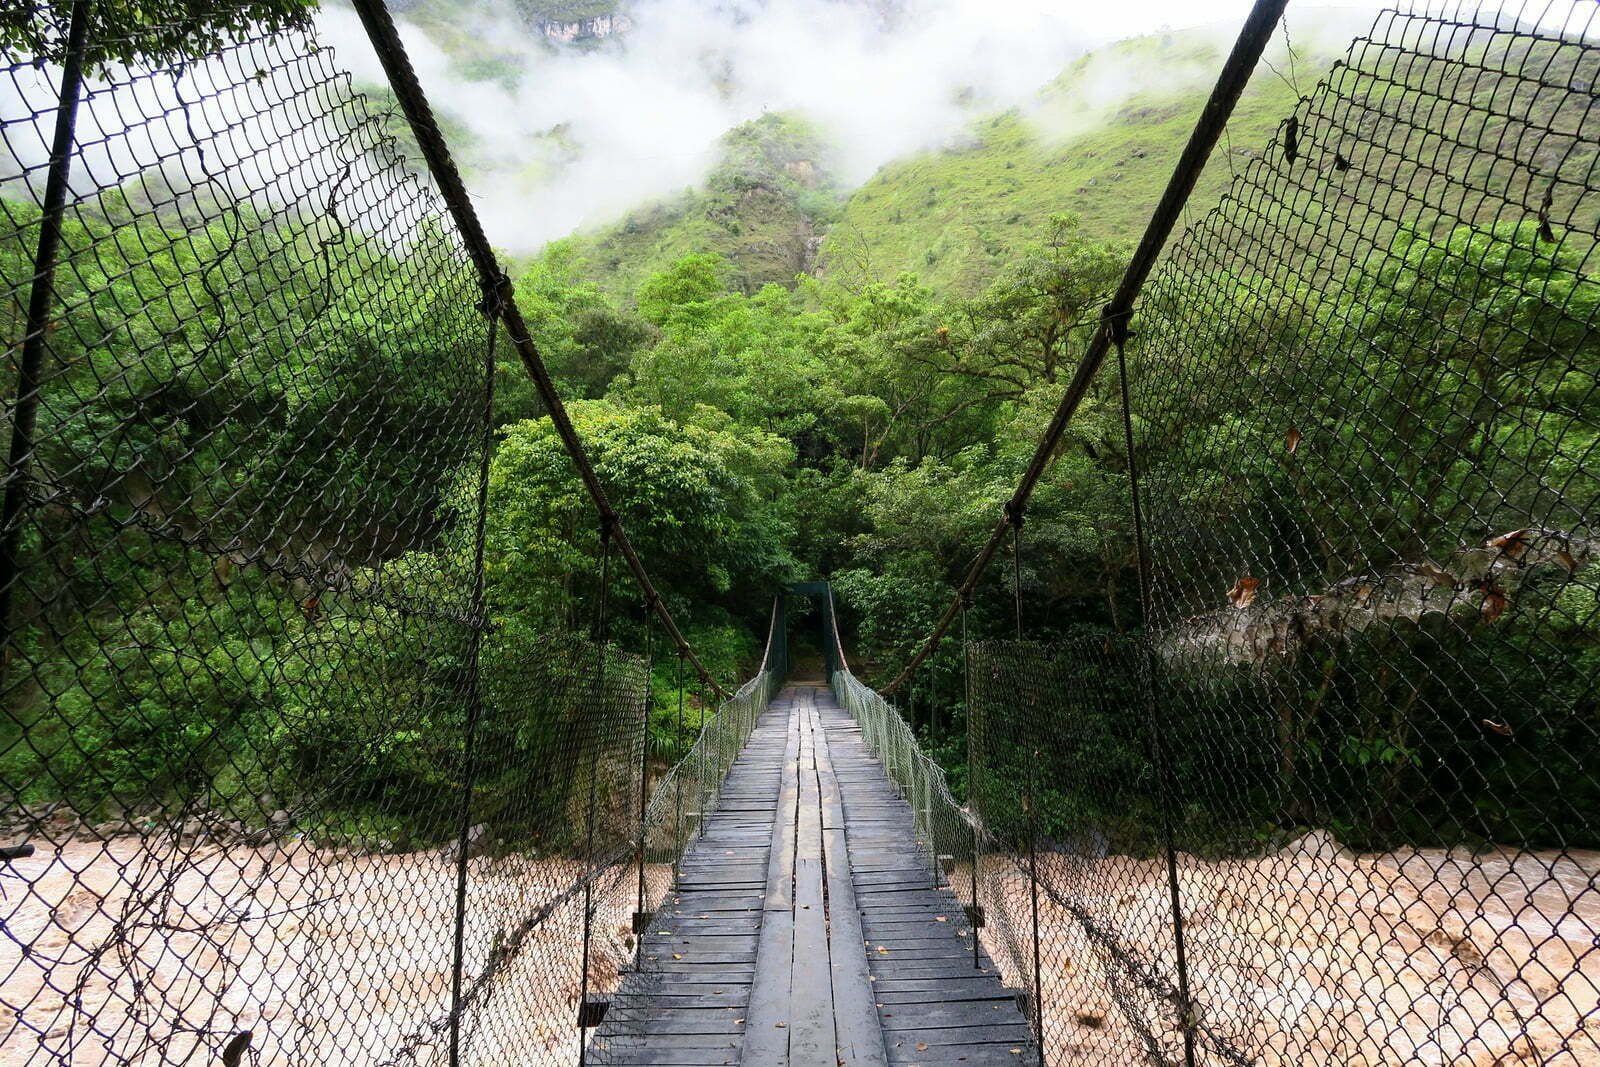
(591, 683), (1038, 1066)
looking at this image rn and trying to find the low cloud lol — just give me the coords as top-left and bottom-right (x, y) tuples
(316, 0), (1268, 253)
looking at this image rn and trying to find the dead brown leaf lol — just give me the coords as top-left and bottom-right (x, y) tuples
(1417, 560), (1456, 588)
(1227, 576), (1260, 609)
(1479, 584), (1509, 623)
(1486, 529), (1531, 561)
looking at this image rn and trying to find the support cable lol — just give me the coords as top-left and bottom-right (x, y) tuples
(673, 649), (685, 885)
(880, 0), (1290, 696)
(577, 522), (613, 1064)
(0, 0), (92, 664)
(1010, 511), (1045, 1062)
(447, 290), (502, 1067)
(634, 601), (655, 943)
(963, 601), (982, 971)
(1116, 338), (1198, 1067)
(350, 0), (727, 700)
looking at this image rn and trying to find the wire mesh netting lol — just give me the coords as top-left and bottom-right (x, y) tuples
(954, 3), (1600, 1065)
(0, 8), (765, 1066)
(587, 669), (781, 1065)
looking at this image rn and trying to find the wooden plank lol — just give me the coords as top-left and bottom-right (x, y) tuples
(814, 698), (890, 1067)
(789, 694), (837, 1065)
(741, 694), (802, 1066)
(591, 700), (790, 1067)
(816, 686), (1043, 1067)
(595, 682), (1042, 1067)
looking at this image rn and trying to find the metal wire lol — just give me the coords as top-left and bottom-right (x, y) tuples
(5, 2), (1599, 1066)
(0, 8), (762, 1065)
(945, 3), (1600, 1065)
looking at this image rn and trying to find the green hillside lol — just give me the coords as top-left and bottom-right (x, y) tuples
(818, 20), (1364, 293)
(549, 13), (1373, 300)
(564, 113), (843, 299)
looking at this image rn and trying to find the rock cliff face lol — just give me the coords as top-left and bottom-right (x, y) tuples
(537, 13), (632, 43)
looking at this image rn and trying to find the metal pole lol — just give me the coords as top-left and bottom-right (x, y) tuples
(447, 298), (501, 1067)
(0, 0), (93, 666)
(881, 0), (1291, 697)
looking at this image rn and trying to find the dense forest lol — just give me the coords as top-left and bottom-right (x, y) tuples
(2, 1), (1597, 857)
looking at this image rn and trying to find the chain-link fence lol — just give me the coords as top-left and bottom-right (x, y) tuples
(944, 4), (1600, 1066)
(0, 6), (770, 1065)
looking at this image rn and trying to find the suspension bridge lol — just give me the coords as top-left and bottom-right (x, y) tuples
(2, 0), (1598, 1065)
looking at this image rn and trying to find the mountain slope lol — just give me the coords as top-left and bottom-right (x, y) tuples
(564, 113), (842, 299)
(819, 14), (1371, 293)
(547, 12), (1375, 300)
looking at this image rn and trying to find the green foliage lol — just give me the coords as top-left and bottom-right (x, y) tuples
(484, 399), (798, 631)
(8, 9), (1596, 863)
(564, 114), (840, 300)
(510, 0), (621, 23)
(514, 239), (653, 409)
(820, 24), (1353, 294)
(1, 1), (315, 67)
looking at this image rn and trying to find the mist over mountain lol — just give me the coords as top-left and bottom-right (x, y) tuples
(319, 0), (1379, 258)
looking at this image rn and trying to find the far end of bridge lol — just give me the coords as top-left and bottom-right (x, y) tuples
(591, 680), (1037, 1067)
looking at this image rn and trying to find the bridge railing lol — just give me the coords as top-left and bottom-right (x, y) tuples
(641, 596), (784, 876)
(824, 586), (1013, 976)
(0, 6), (752, 1066)
(874, 3), (1600, 1066)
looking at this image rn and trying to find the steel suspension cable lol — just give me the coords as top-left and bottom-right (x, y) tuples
(880, 0), (1290, 695)
(576, 523), (613, 1067)
(350, 0), (728, 700)
(0, 0), (91, 666)
(1116, 335), (1198, 1066)
(447, 297), (503, 1067)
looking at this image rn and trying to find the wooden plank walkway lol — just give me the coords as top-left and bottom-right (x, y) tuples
(818, 691), (1042, 1067)
(590, 684), (1038, 1067)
